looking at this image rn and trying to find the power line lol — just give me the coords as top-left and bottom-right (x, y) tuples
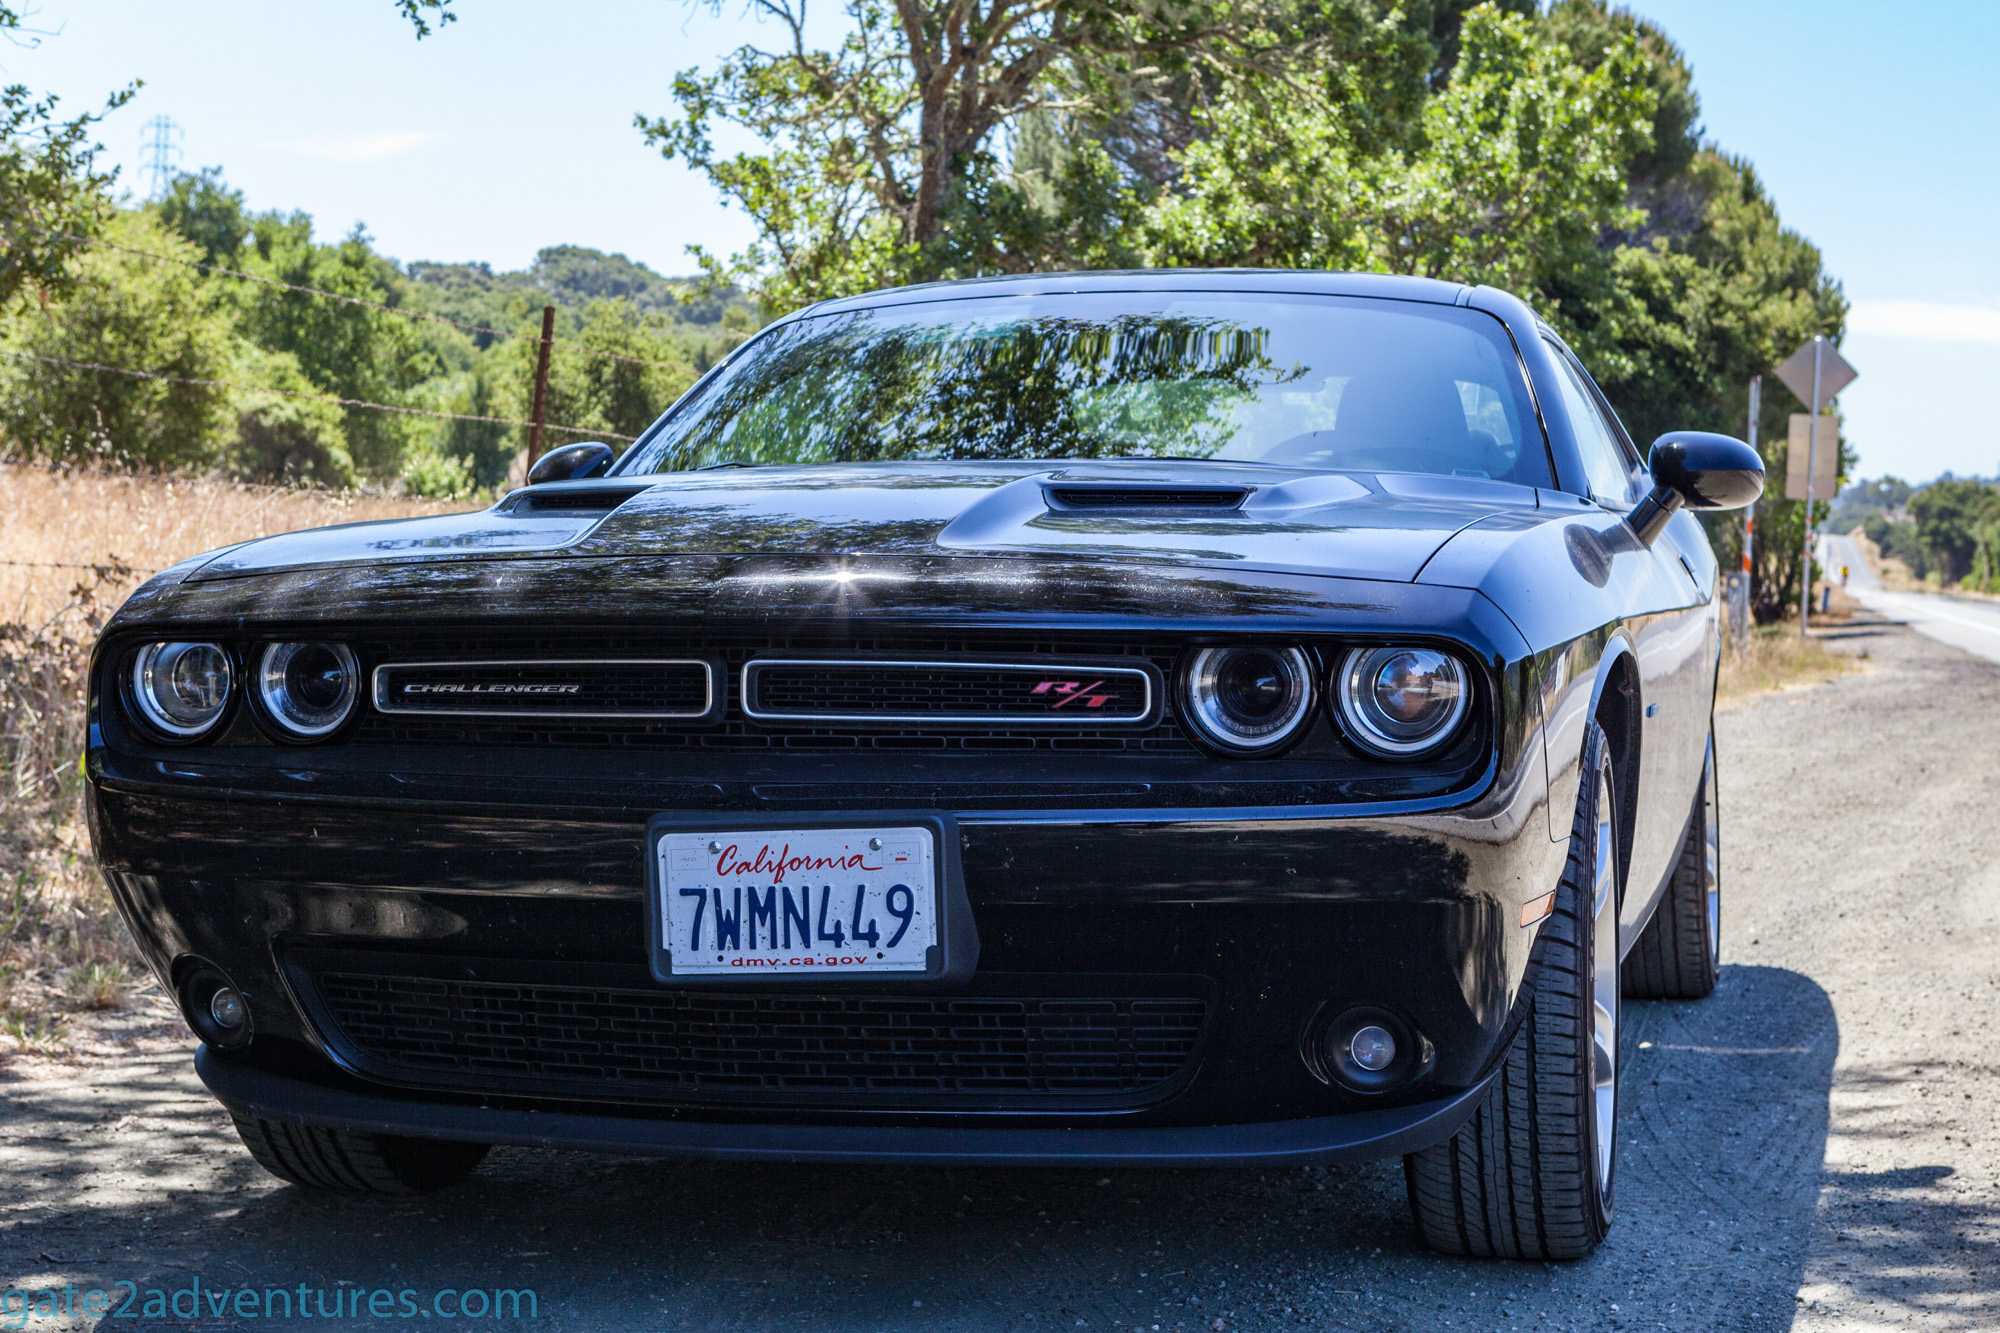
(76, 234), (694, 372)
(0, 350), (639, 441)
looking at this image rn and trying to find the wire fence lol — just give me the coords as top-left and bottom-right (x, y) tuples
(0, 455), (409, 496)
(0, 349), (639, 442)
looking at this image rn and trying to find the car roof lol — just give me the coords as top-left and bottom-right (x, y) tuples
(799, 269), (1475, 318)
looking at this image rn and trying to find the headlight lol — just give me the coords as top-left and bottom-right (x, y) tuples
(128, 641), (233, 740)
(1333, 645), (1470, 758)
(1180, 645), (1316, 754)
(256, 642), (360, 740)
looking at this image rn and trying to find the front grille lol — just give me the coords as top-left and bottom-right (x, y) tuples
(293, 956), (1209, 1108)
(373, 659), (713, 719)
(743, 659), (1156, 724)
(345, 633), (1202, 755)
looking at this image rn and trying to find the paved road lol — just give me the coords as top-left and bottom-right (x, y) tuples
(1825, 531), (2000, 667)
(3, 612), (1996, 1331)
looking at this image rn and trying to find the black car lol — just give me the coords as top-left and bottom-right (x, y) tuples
(87, 270), (1761, 1260)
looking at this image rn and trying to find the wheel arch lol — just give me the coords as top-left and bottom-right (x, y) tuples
(1589, 638), (1642, 907)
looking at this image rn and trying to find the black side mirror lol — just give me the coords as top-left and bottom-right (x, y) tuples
(1627, 431), (1765, 545)
(527, 441), (615, 485)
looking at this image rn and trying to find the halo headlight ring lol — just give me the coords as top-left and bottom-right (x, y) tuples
(124, 641), (235, 743)
(254, 641), (361, 742)
(1331, 644), (1472, 760)
(1178, 645), (1317, 756)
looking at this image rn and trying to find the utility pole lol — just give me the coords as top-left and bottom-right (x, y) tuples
(526, 305), (555, 470)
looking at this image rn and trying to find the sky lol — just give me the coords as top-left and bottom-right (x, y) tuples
(10, 0), (1998, 483)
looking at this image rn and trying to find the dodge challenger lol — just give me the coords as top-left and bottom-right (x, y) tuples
(86, 270), (1761, 1260)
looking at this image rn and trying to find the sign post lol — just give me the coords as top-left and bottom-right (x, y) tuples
(1774, 337), (1858, 634)
(1745, 375), (1759, 625)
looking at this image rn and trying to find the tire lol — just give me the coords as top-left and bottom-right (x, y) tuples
(230, 1113), (489, 1194)
(1404, 719), (1620, 1260)
(1621, 721), (1720, 1000)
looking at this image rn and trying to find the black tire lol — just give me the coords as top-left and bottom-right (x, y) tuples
(230, 1113), (489, 1194)
(1621, 722), (1720, 1000)
(1404, 720), (1620, 1260)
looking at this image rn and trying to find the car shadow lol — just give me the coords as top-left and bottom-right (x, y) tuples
(35, 964), (1865, 1331)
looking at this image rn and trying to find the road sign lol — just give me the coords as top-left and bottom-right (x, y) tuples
(1773, 335), (1858, 636)
(1785, 414), (1840, 500)
(1775, 336), (1857, 412)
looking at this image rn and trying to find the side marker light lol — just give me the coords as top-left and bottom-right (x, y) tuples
(1520, 891), (1557, 928)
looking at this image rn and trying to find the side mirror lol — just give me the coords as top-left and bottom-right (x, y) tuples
(527, 441), (616, 485)
(1626, 431), (1765, 546)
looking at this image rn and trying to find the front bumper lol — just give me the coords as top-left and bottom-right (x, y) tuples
(96, 775), (1562, 1142)
(197, 1043), (1497, 1167)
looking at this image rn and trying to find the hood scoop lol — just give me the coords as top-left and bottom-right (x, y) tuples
(500, 480), (659, 515)
(1045, 484), (1249, 511)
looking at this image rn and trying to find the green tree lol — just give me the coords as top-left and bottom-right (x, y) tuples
(153, 167), (253, 267)
(226, 344), (355, 486)
(638, 0), (1342, 308)
(0, 211), (234, 467)
(1908, 479), (2000, 586)
(0, 6), (133, 307)
(230, 216), (439, 479)
(1142, 7), (1655, 287)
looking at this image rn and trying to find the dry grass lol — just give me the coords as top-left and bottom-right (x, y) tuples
(0, 461), (465, 626)
(0, 464), (470, 1046)
(1718, 623), (1859, 707)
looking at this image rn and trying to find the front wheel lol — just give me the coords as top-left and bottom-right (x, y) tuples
(1622, 721), (1720, 999)
(1404, 719), (1620, 1260)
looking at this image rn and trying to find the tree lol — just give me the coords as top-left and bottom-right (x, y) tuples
(1144, 7), (1654, 288)
(0, 6), (132, 307)
(228, 215), (439, 479)
(1909, 480), (2000, 586)
(227, 345), (355, 487)
(0, 211), (234, 468)
(154, 167), (253, 267)
(638, 0), (1340, 307)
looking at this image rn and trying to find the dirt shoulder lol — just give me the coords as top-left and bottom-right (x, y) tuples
(2, 607), (1993, 1331)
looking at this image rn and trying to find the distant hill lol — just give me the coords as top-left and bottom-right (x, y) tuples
(405, 246), (748, 336)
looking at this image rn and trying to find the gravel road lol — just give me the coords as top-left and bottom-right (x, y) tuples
(3, 609), (1994, 1332)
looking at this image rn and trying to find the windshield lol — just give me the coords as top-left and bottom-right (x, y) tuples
(619, 291), (1552, 487)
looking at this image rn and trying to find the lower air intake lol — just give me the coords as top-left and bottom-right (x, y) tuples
(291, 954), (1210, 1109)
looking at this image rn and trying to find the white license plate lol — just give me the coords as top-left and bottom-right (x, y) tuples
(656, 826), (938, 976)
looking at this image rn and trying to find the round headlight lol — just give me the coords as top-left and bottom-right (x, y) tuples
(128, 641), (233, 739)
(256, 642), (359, 739)
(1180, 646), (1316, 754)
(1333, 645), (1470, 758)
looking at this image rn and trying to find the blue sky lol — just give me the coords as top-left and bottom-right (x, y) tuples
(10, 0), (1997, 482)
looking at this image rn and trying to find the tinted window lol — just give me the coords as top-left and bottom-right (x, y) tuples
(1548, 347), (1634, 502)
(621, 293), (1553, 487)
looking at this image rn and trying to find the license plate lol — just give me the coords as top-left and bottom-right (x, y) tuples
(655, 826), (938, 976)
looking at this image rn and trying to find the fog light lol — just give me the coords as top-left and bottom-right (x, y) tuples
(208, 987), (246, 1029)
(178, 961), (253, 1049)
(1349, 1024), (1396, 1072)
(1308, 1006), (1430, 1094)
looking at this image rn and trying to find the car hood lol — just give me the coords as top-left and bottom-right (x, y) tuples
(185, 460), (1546, 585)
